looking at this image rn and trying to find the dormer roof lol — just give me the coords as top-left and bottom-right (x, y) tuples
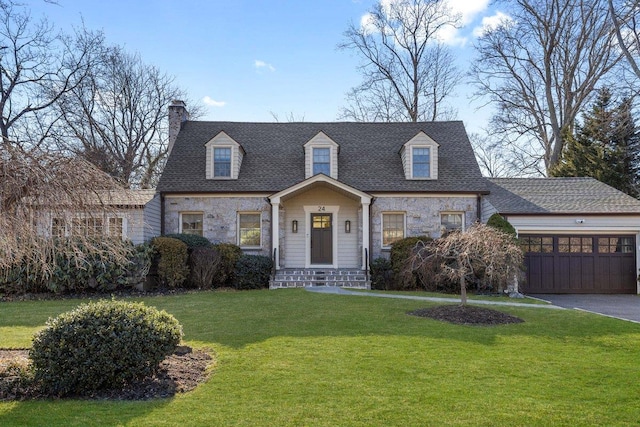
(157, 121), (487, 194)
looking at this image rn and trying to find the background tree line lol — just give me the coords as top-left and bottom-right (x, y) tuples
(341, 0), (640, 197)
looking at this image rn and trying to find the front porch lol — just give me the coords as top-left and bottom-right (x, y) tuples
(269, 268), (371, 289)
(269, 174), (373, 271)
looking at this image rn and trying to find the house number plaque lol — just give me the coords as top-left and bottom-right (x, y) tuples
(318, 206), (326, 211)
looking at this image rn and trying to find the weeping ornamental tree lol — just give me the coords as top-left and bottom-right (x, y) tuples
(0, 140), (133, 286)
(409, 224), (523, 304)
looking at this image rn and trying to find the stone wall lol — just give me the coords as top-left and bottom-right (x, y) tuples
(164, 196), (271, 256)
(370, 196), (478, 259)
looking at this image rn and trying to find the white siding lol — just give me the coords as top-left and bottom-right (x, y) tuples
(282, 186), (359, 268)
(125, 208), (145, 244)
(143, 193), (161, 242)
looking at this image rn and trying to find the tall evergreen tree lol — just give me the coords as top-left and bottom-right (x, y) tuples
(552, 88), (640, 198)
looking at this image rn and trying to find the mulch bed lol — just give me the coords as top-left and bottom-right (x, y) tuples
(0, 346), (213, 401)
(408, 304), (524, 326)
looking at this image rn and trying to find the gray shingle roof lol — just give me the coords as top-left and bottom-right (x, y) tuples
(486, 178), (640, 214)
(157, 121), (487, 194)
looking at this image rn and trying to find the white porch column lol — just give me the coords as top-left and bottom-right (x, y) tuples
(272, 201), (280, 269)
(361, 200), (370, 270)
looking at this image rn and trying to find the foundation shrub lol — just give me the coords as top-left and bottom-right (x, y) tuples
(233, 255), (273, 290)
(212, 243), (243, 287)
(189, 246), (221, 289)
(370, 257), (393, 290)
(30, 300), (183, 397)
(390, 236), (432, 290)
(486, 213), (517, 237)
(151, 237), (189, 288)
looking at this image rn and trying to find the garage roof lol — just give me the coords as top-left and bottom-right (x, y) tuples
(486, 177), (640, 214)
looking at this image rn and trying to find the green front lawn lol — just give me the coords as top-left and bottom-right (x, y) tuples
(1, 289), (639, 426)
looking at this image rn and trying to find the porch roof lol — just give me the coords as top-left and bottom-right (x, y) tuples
(269, 174), (372, 204)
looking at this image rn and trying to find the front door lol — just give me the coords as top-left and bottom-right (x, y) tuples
(311, 213), (332, 265)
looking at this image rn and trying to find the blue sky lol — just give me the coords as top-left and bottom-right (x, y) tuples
(30, 0), (504, 132)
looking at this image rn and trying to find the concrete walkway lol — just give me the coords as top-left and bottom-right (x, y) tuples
(306, 286), (564, 309)
(533, 294), (640, 323)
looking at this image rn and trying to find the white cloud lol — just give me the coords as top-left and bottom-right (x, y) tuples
(254, 60), (275, 72)
(202, 96), (226, 107)
(472, 11), (513, 38)
(357, 0), (491, 46)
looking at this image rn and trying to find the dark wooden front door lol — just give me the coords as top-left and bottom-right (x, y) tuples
(311, 213), (332, 264)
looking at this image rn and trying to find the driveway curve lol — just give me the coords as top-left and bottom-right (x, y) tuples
(532, 294), (640, 323)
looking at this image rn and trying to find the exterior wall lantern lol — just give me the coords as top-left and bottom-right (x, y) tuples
(292, 220), (298, 233)
(345, 220), (351, 233)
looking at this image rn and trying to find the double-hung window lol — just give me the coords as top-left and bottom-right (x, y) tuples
(313, 148), (330, 175)
(441, 213), (463, 235)
(412, 147), (430, 178)
(214, 147), (232, 177)
(181, 213), (203, 236)
(238, 213), (261, 247)
(382, 213), (405, 247)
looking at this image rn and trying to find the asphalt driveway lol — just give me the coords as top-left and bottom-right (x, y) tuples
(533, 294), (640, 323)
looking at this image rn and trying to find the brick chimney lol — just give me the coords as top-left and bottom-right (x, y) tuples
(168, 100), (189, 154)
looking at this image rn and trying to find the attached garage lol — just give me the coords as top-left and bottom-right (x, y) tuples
(483, 178), (640, 295)
(519, 234), (636, 294)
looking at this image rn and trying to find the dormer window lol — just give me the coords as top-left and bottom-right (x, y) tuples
(304, 131), (339, 179)
(412, 147), (431, 178)
(214, 147), (232, 177)
(205, 131), (245, 180)
(400, 131), (439, 180)
(313, 148), (330, 175)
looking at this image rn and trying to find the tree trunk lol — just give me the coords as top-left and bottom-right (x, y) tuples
(460, 276), (467, 306)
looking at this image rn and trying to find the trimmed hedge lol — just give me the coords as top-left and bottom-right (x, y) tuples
(30, 300), (182, 396)
(390, 236), (432, 290)
(212, 243), (243, 287)
(370, 257), (393, 290)
(0, 241), (153, 295)
(151, 237), (189, 288)
(234, 255), (273, 289)
(487, 213), (517, 237)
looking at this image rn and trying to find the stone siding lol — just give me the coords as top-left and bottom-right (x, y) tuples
(371, 196), (478, 259)
(164, 196), (271, 256)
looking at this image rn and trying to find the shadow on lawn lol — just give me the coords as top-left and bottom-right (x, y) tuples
(1, 289), (638, 350)
(0, 397), (171, 426)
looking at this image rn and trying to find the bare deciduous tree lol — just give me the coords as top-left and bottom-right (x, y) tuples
(0, 1), (102, 147)
(339, 0), (462, 122)
(609, 0), (640, 81)
(409, 224), (523, 305)
(56, 46), (194, 188)
(471, 0), (622, 174)
(0, 140), (133, 285)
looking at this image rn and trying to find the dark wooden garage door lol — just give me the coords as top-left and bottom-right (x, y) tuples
(520, 235), (636, 294)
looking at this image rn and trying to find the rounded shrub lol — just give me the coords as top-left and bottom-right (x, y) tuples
(212, 243), (243, 287)
(30, 299), (183, 397)
(390, 236), (432, 289)
(234, 255), (273, 289)
(486, 213), (517, 237)
(151, 237), (189, 288)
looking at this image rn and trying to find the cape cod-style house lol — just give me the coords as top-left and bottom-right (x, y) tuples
(157, 101), (640, 294)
